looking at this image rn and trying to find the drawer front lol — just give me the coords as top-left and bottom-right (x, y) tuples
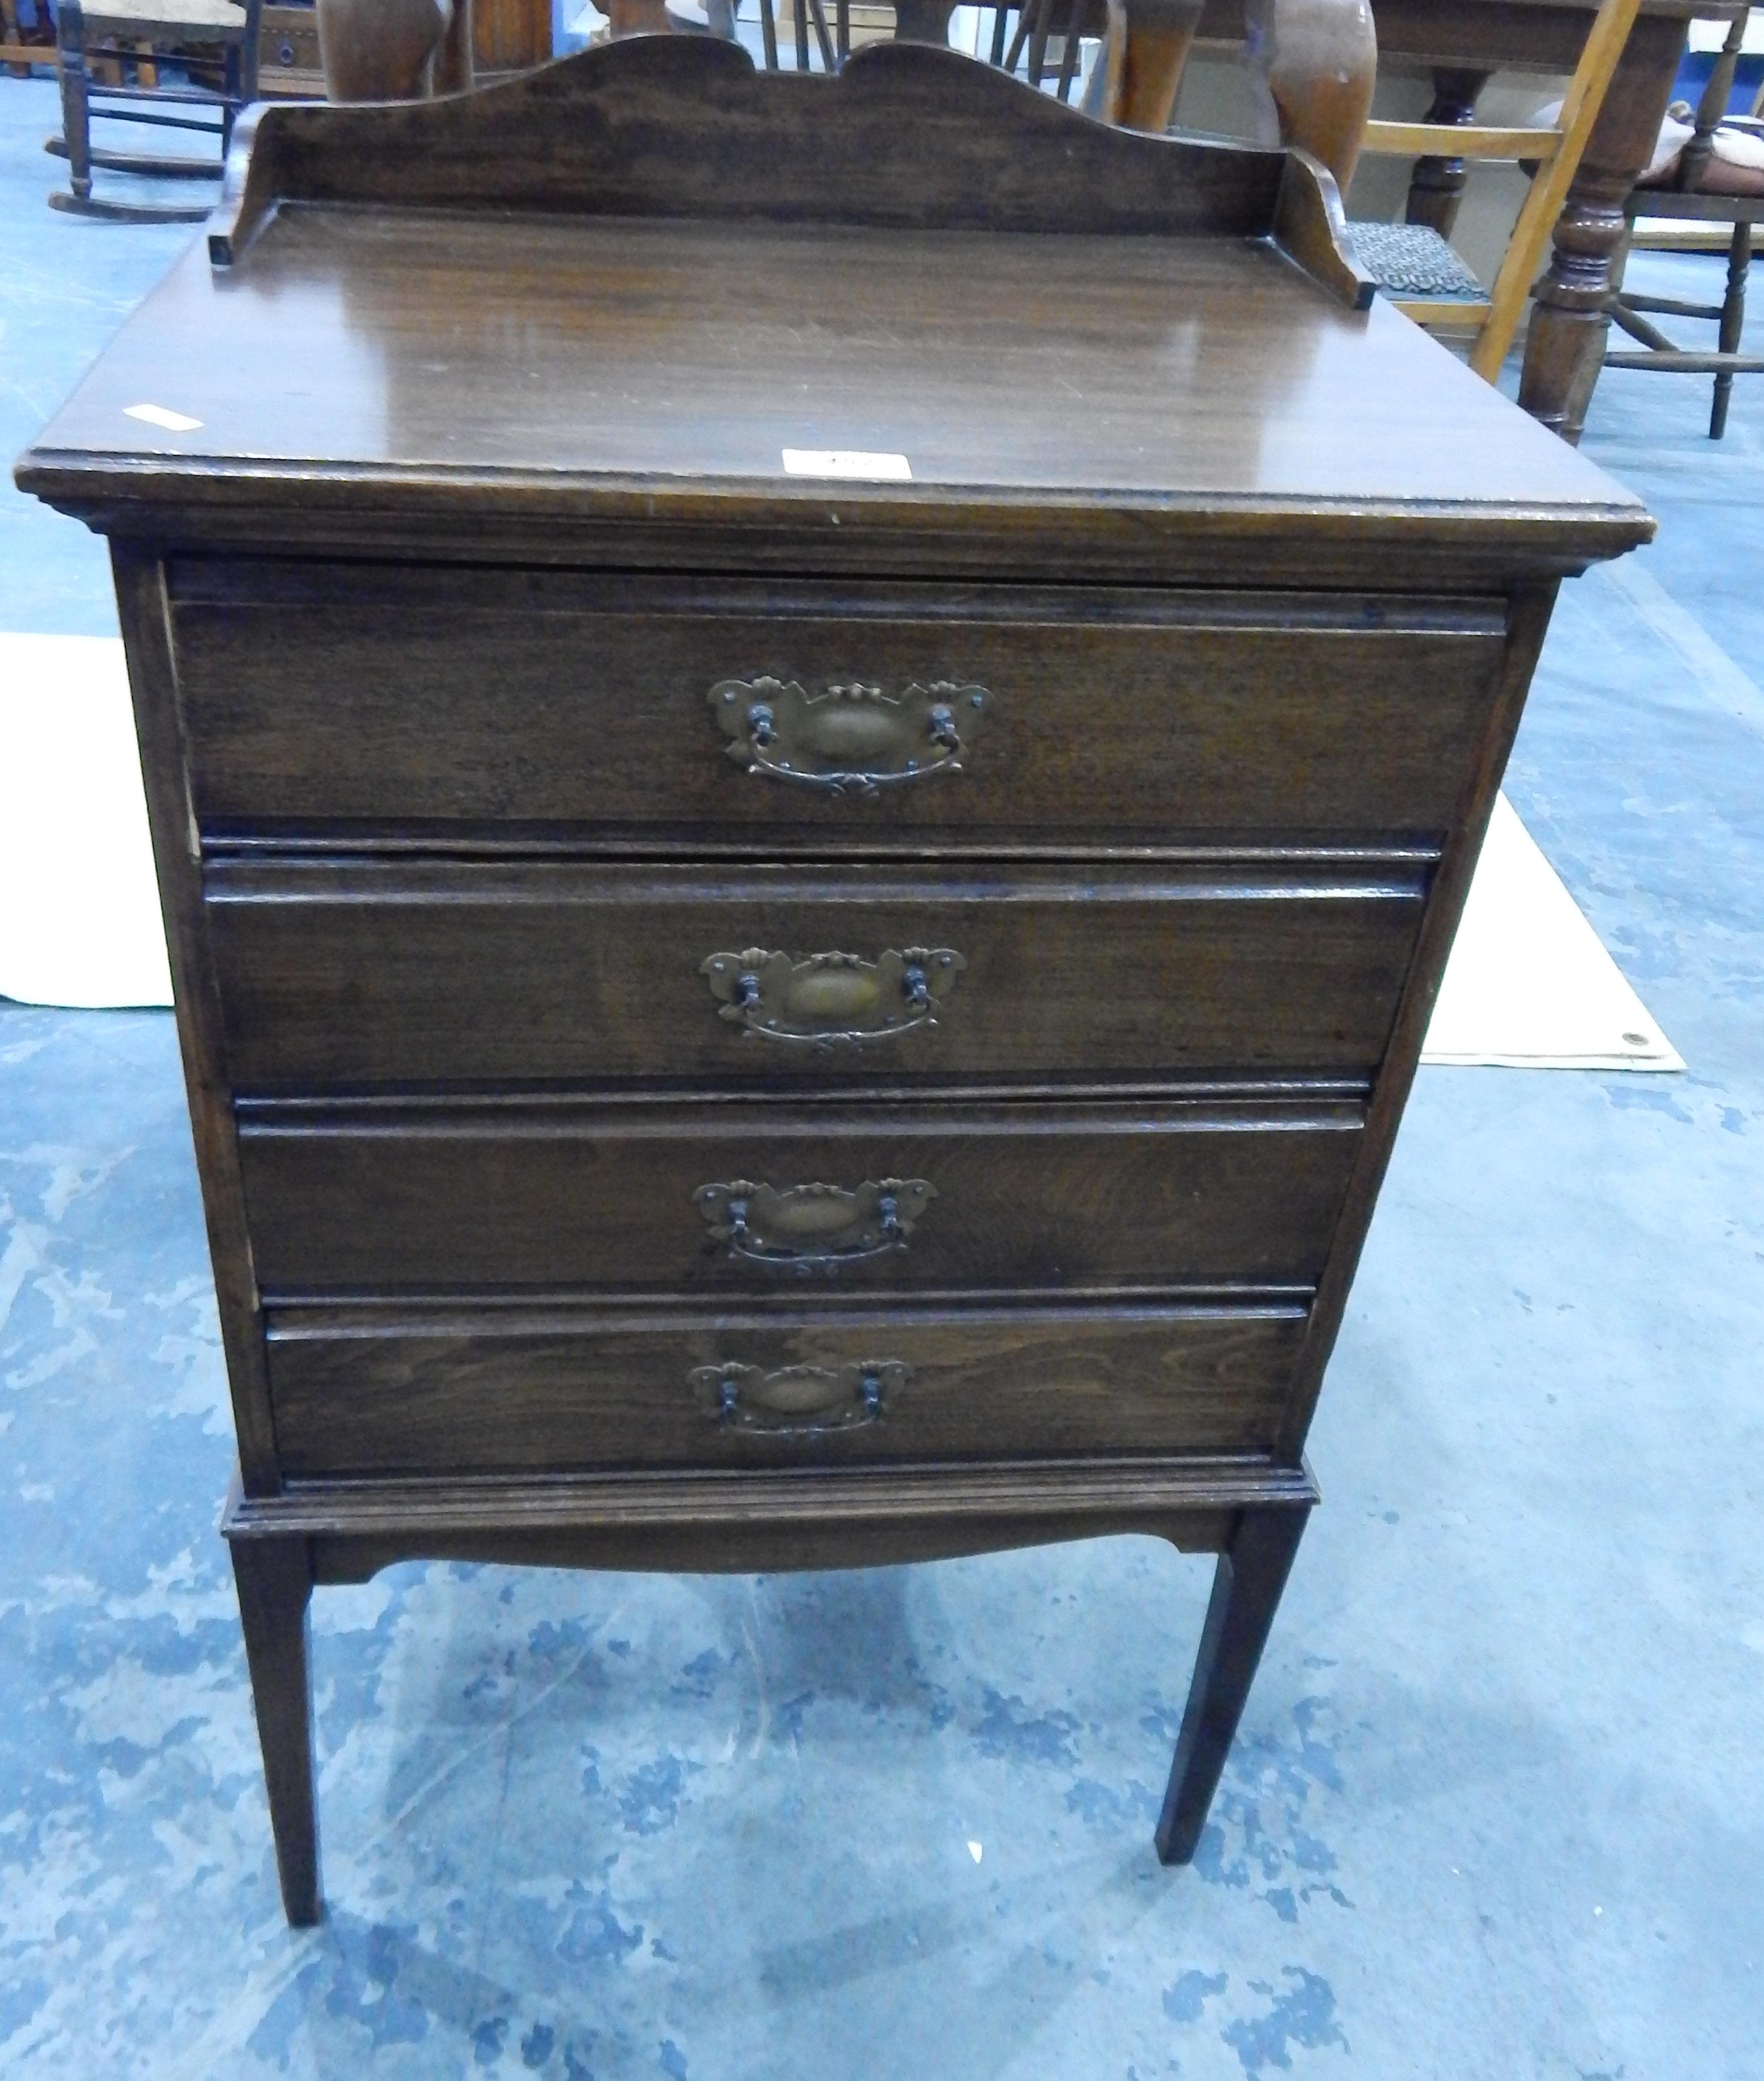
(205, 861), (1426, 1090)
(237, 1097), (1364, 1298)
(169, 566), (1507, 843)
(265, 1303), (1308, 1475)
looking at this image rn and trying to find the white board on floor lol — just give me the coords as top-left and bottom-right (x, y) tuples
(1419, 792), (1683, 1070)
(0, 633), (1682, 1069)
(0, 632), (173, 1011)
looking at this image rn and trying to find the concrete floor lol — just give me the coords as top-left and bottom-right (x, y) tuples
(2, 72), (1762, 2081)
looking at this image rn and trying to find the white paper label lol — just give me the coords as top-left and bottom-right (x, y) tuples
(124, 403), (204, 433)
(782, 448), (912, 482)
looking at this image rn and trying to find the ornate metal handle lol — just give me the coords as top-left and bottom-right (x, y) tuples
(709, 676), (988, 797)
(691, 1358), (906, 1434)
(694, 1177), (934, 1270)
(701, 947), (964, 1044)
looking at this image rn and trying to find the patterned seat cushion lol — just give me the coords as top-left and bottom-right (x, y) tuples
(1348, 222), (1487, 304)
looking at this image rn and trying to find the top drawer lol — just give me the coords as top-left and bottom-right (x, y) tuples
(167, 562), (1508, 847)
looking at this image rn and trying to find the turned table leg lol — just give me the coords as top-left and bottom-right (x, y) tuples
(1155, 1503), (1310, 1865)
(892, 0), (957, 40)
(1518, 9), (1690, 443)
(230, 1534), (322, 1925)
(1112, 0), (1206, 134)
(1404, 67), (1491, 237)
(603, 0), (671, 34)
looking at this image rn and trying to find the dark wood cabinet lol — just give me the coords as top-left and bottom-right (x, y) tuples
(16, 37), (1650, 1925)
(167, 565), (1513, 843)
(234, 1093), (1366, 1295)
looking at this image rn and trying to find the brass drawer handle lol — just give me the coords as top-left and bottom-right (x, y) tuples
(694, 1177), (934, 1270)
(709, 675), (988, 797)
(701, 946), (965, 1044)
(691, 1358), (906, 1433)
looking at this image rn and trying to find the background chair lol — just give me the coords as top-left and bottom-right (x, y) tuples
(50, 0), (263, 221)
(1605, 7), (1764, 436)
(1000, 0), (1106, 101)
(1345, 0), (1642, 381)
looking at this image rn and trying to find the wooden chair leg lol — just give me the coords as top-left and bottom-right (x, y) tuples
(1055, 4), (1080, 101)
(1003, 0), (1040, 73)
(221, 39), (241, 154)
(1713, 218), (1751, 439)
(240, 0), (262, 98)
(1027, 0), (1052, 84)
(56, 0), (94, 205)
(1155, 1502), (1310, 1865)
(230, 1533), (322, 1926)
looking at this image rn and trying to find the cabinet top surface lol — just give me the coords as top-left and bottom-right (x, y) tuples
(15, 39), (1647, 567)
(25, 208), (1640, 520)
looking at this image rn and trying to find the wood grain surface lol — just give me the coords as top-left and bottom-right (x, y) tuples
(170, 567), (1507, 846)
(210, 38), (1288, 251)
(202, 860), (1427, 1089)
(19, 206), (1648, 583)
(264, 1300), (1309, 1474)
(111, 548), (283, 1495)
(235, 1093), (1365, 1297)
(229, 1456), (1321, 1576)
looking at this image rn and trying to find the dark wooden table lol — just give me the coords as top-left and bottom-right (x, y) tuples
(1178, 0), (1745, 442)
(17, 38), (1650, 1925)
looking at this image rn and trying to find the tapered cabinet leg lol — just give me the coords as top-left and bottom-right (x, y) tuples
(1156, 1503), (1310, 1866)
(229, 1534), (322, 1925)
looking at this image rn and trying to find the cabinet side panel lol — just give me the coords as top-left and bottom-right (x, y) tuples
(111, 541), (281, 1492)
(1274, 580), (1560, 1463)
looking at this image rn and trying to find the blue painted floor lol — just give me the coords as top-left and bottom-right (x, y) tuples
(4, 71), (1763, 2080)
